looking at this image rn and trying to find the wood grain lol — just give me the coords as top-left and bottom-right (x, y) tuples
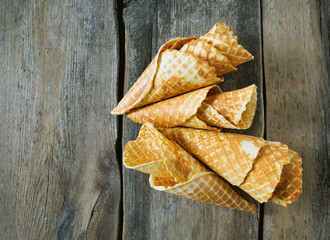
(2, 0), (328, 239)
(262, 0), (330, 239)
(122, 0), (263, 239)
(0, 0), (121, 239)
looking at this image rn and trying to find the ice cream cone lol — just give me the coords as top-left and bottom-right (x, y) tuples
(123, 124), (257, 213)
(112, 23), (254, 115)
(111, 38), (222, 115)
(126, 84), (257, 130)
(159, 127), (266, 186)
(159, 127), (302, 204)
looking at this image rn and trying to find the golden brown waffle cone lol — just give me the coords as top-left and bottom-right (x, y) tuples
(159, 127), (266, 186)
(126, 85), (257, 130)
(200, 32), (254, 67)
(123, 124), (257, 213)
(270, 149), (303, 206)
(239, 142), (290, 203)
(180, 39), (236, 75)
(159, 127), (302, 205)
(112, 23), (253, 115)
(111, 37), (222, 115)
(126, 86), (220, 128)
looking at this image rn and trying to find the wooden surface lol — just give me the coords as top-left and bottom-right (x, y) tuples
(0, 0), (328, 239)
(262, 0), (330, 239)
(0, 0), (121, 239)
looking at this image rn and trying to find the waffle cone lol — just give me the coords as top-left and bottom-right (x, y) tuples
(270, 150), (303, 206)
(123, 124), (257, 213)
(126, 86), (221, 128)
(127, 85), (257, 130)
(112, 37), (222, 115)
(159, 127), (302, 204)
(159, 127), (266, 186)
(112, 23), (254, 115)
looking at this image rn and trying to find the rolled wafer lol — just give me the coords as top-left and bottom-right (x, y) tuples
(126, 84), (257, 130)
(159, 127), (266, 186)
(270, 149), (303, 206)
(159, 127), (302, 204)
(239, 142), (290, 203)
(112, 23), (253, 115)
(123, 124), (258, 213)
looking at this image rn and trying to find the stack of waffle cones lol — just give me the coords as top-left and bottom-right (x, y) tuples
(159, 127), (302, 205)
(112, 23), (302, 213)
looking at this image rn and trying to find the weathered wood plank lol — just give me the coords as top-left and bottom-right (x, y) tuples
(0, 0), (121, 239)
(262, 0), (329, 239)
(122, 1), (157, 239)
(122, 0), (263, 239)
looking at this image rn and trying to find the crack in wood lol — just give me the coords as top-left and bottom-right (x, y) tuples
(85, 191), (101, 234)
(258, 0), (266, 239)
(116, 0), (125, 239)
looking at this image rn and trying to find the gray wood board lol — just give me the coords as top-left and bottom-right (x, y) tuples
(0, 0), (120, 239)
(122, 0), (263, 239)
(262, 0), (330, 239)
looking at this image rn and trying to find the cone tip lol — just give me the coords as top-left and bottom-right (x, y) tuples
(111, 107), (123, 115)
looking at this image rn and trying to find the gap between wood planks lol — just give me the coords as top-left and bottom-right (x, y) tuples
(116, 0), (125, 239)
(258, 0), (266, 240)
(115, 0), (267, 239)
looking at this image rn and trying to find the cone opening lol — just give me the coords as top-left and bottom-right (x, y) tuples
(127, 124), (209, 184)
(235, 85), (258, 128)
(270, 149), (303, 206)
(123, 126), (163, 168)
(239, 142), (290, 203)
(199, 84), (257, 129)
(123, 140), (164, 168)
